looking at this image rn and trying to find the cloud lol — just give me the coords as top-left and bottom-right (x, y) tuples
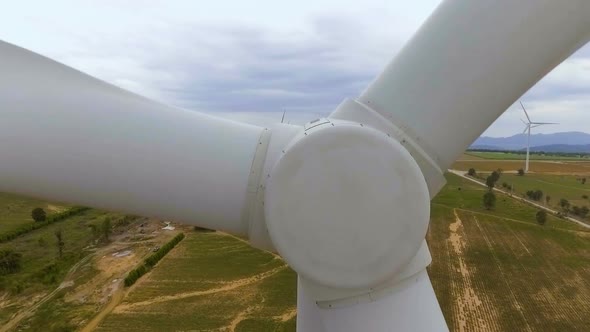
(2, 0), (589, 135)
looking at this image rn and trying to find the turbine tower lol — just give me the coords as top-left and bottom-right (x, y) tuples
(520, 101), (558, 173)
(1, 1), (589, 331)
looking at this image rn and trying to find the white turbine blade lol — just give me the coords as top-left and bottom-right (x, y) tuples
(355, 0), (590, 171)
(0, 41), (265, 236)
(520, 101), (532, 123)
(523, 125), (529, 134)
(531, 122), (558, 125)
(520, 118), (527, 125)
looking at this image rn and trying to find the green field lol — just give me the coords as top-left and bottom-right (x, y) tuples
(0, 208), (139, 331)
(5, 171), (590, 331)
(428, 173), (590, 331)
(466, 151), (590, 161)
(0, 192), (68, 239)
(97, 232), (297, 332)
(476, 172), (590, 216)
(433, 173), (585, 231)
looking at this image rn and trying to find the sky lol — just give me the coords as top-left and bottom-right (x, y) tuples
(2, 0), (589, 137)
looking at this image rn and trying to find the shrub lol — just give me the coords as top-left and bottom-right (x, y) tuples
(536, 210), (547, 226)
(31, 207), (46, 222)
(526, 190), (543, 201)
(483, 191), (496, 210)
(467, 168), (476, 176)
(0, 249), (22, 275)
(518, 168), (525, 176)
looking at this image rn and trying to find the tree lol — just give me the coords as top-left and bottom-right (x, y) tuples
(582, 178), (587, 185)
(0, 249), (22, 275)
(536, 210), (547, 226)
(490, 170), (501, 183)
(518, 168), (525, 176)
(55, 229), (64, 258)
(559, 198), (570, 215)
(468, 168), (476, 176)
(31, 207), (46, 222)
(546, 195), (551, 205)
(102, 217), (112, 242)
(525, 189), (543, 201)
(485, 171), (501, 191)
(483, 191), (496, 210)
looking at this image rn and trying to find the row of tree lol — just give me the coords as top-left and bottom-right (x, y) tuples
(0, 207), (89, 244)
(124, 232), (185, 287)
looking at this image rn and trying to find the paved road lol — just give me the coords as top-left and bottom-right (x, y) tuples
(448, 169), (590, 230)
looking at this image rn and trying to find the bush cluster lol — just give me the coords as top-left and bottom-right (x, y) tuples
(0, 249), (22, 275)
(526, 190), (544, 201)
(0, 207), (90, 243)
(124, 233), (185, 287)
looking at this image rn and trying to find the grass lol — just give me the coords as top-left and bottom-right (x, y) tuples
(0, 209), (110, 296)
(428, 173), (590, 331)
(97, 232), (296, 332)
(466, 151), (589, 161)
(0, 192), (68, 240)
(477, 172), (590, 214)
(434, 173), (586, 231)
(452, 159), (590, 174)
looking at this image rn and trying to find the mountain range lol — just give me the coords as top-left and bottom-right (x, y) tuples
(470, 131), (590, 153)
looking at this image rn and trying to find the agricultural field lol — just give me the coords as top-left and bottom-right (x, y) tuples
(428, 173), (590, 331)
(452, 159), (590, 174)
(4, 157), (590, 331)
(96, 232), (297, 332)
(0, 192), (68, 239)
(465, 151), (590, 161)
(474, 172), (590, 216)
(0, 205), (170, 332)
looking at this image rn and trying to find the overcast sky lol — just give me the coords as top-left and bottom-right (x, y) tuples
(2, 0), (589, 137)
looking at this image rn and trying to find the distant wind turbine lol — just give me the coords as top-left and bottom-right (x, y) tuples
(520, 101), (558, 173)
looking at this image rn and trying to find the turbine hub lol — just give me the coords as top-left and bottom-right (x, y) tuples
(264, 120), (430, 289)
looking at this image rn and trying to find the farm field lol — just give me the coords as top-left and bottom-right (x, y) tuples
(465, 151), (590, 161)
(475, 172), (590, 215)
(428, 173), (590, 331)
(0, 207), (168, 332)
(96, 232), (297, 332)
(452, 159), (590, 174)
(0, 192), (68, 239)
(4, 160), (590, 331)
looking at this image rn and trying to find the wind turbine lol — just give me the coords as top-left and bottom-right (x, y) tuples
(1, 1), (589, 331)
(520, 101), (558, 173)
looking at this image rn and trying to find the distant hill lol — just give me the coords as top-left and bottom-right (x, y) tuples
(526, 144), (590, 153)
(471, 131), (590, 151)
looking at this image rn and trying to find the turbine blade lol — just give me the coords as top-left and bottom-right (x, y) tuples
(0, 40), (266, 236)
(350, 0), (590, 173)
(520, 101), (532, 123)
